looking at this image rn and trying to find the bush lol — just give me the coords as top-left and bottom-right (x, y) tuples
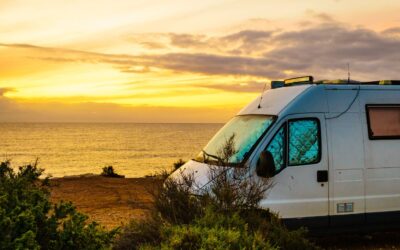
(173, 159), (185, 171)
(101, 166), (124, 178)
(114, 134), (318, 250)
(153, 172), (203, 225)
(113, 216), (162, 249)
(115, 194), (315, 249)
(0, 160), (117, 249)
(160, 209), (273, 250)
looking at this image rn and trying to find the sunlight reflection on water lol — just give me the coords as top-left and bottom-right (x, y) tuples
(0, 123), (222, 177)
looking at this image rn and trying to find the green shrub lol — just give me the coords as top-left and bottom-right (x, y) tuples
(113, 216), (162, 250)
(0, 160), (117, 249)
(153, 173), (203, 225)
(160, 209), (274, 250)
(115, 203), (316, 250)
(101, 166), (124, 178)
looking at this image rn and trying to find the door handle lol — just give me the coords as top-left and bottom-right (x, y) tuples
(317, 170), (328, 182)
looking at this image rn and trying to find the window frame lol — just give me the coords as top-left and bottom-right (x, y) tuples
(262, 117), (322, 177)
(287, 117), (322, 167)
(195, 114), (278, 167)
(265, 122), (287, 175)
(365, 104), (400, 140)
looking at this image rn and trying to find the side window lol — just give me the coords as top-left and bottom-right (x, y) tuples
(265, 124), (286, 173)
(366, 105), (400, 139)
(288, 119), (320, 166)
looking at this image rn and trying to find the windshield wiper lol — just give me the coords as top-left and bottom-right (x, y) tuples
(202, 150), (239, 167)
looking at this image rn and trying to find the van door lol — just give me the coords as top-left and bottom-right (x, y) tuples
(257, 113), (329, 228)
(326, 94), (365, 226)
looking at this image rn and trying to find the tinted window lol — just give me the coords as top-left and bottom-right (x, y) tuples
(266, 124), (286, 172)
(288, 119), (320, 165)
(366, 105), (400, 139)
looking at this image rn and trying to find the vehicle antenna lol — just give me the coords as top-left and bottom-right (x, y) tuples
(347, 63), (350, 84)
(257, 82), (267, 109)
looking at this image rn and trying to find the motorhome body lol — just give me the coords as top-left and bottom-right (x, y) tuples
(170, 78), (400, 231)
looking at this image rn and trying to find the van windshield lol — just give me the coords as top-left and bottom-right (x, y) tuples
(195, 115), (275, 165)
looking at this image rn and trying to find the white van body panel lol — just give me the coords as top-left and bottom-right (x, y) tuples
(258, 113), (329, 219)
(359, 89), (400, 214)
(249, 84), (400, 221)
(325, 88), (366, 219)
(173, 83), (400, 229)
(168, 160), (211, 191)
(327, 111), (366, 216)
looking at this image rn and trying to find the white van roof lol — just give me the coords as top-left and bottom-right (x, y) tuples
(238, 84), (311, 115)
(238, 85), (311, 116)
(238, 83), (400, 117)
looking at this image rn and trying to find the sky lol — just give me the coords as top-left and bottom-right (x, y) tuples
(1, 0), (400, 122)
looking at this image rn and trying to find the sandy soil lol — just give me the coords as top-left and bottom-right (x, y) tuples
(50, 175), (161, 229)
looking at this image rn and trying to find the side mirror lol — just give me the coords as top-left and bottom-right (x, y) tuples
(256, 150), (275, 178)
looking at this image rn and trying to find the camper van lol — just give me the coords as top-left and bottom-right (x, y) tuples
(169, 76), (400, 231)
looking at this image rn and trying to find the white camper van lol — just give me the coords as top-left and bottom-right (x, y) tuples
(170, 76), (400, 231)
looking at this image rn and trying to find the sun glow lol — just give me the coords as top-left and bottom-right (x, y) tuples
(1, 0), (399, 122)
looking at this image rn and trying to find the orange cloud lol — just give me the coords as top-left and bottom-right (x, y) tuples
(2, 15), (400, 122)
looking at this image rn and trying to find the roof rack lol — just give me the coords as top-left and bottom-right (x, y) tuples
(270, 76), (400, 89)
(315, 79), (360, 84)
(363, 80), (400, 85)
(285, 76), (313, 85)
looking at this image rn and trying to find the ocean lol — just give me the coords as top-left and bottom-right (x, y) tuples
(0, 123), (222, 177)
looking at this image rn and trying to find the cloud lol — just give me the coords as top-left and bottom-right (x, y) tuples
(305, 10), (337, 23)
(128, 29), (275, 56)
(0, 87), (15, 96)
(266, 23), (400, 79)
(193, 81), (266, 93)
(0, 89), (25, 118)
(3, 19), (400, 81)
(149, 53), (284, 78)
(140, 22), (400, 79)
(3, 16), (400, 122)
(166, 30), (275, 55)
(138, 41), (166, 49)
(381, 27), (400, 36)
(168, 33), (209, 48)
(148, 23), (400, 80)
(222, 30), (273, 44)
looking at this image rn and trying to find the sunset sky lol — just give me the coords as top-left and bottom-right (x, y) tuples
(1, 0), (400, 122)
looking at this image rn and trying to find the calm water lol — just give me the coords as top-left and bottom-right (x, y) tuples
(0, 123), (222, 177)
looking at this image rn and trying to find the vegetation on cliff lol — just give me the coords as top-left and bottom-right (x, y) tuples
(114, 135), (317, 250)
(0, 160), (117, 249)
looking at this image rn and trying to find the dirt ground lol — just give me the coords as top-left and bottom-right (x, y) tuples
(50, 175), (162, 229)
(50, 175), (400, 249)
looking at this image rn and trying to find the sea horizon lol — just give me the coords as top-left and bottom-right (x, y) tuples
(0, 123), (222, 178)
(0, 121), (225, 124)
